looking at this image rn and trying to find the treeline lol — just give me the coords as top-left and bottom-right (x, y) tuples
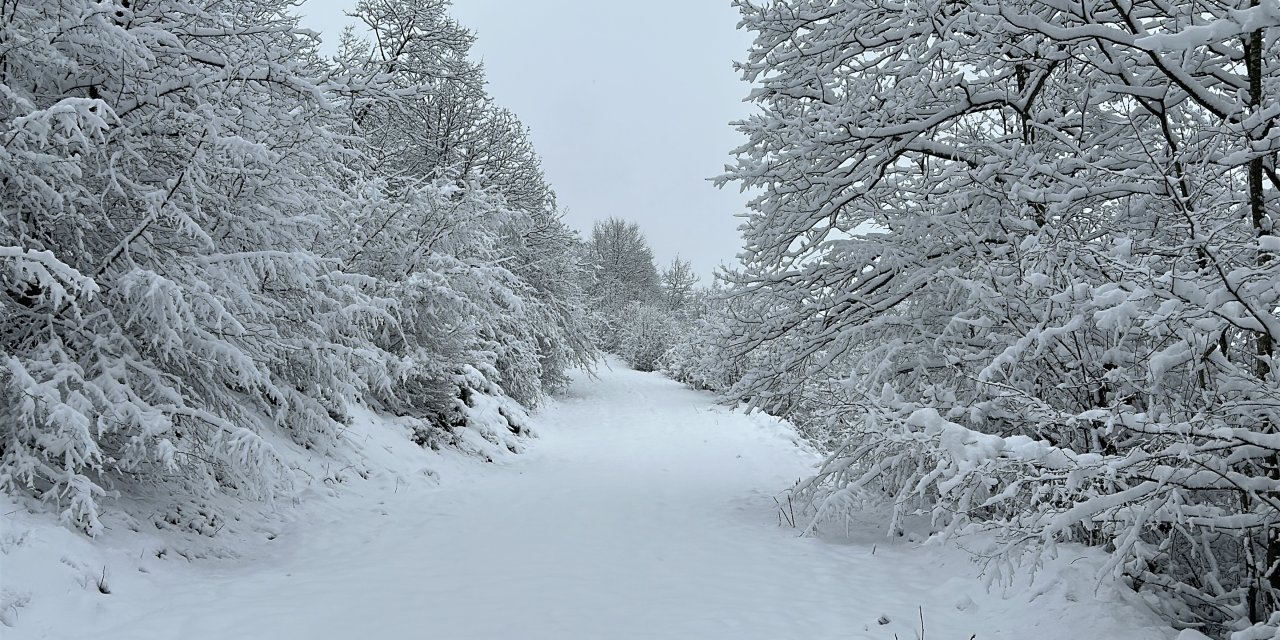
(0, 0), (597, 534)
(578, 218), (704, 373)
(576, 219), (767, 407)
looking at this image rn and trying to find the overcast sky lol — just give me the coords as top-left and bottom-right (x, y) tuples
(298, 1), (756, 281)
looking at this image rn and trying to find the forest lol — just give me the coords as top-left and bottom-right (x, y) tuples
(4, 0), (1280, 638)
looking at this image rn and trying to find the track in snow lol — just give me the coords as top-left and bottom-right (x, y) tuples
(17, 362), (1171, 639)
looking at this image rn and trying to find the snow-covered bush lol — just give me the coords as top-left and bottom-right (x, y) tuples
(405, 364), (533, 460)
(661, 289), (743, 392)
(614, 257), (714, 373)
(661, 315), (731, 391)
(617, 302), (676, 372)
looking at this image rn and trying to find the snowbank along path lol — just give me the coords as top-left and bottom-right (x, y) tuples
(8, 362), (1174, 639)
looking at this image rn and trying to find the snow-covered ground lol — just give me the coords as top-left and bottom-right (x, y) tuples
(4, 361), (1178, 639)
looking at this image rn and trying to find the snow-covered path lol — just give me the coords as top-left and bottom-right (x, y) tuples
(11, 363), (1172, 639)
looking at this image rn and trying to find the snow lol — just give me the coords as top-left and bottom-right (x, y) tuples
(4, 360), (1175, 639)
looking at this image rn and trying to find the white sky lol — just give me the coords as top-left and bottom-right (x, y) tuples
(297, 0), (756, 281)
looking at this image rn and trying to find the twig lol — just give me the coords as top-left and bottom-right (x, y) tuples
(774, 495), (796, 528)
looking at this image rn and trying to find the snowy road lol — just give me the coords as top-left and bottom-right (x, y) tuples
(14, 363), (1171, 639)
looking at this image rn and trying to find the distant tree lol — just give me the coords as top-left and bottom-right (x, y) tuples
(659, 257), (699, 313)
(585, 218), (661, 350)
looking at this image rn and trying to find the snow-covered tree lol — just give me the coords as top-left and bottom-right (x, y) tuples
(659, 257), (699, 313)
(584, 218), (662, 350)
(330, 0), (595, 421)
(724, 0), (1280, 632)
(0, 0), (396, 533)
(611, 257), (703, 372)
(503, 207), (598, 396)
(1, 0), (594, 538)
